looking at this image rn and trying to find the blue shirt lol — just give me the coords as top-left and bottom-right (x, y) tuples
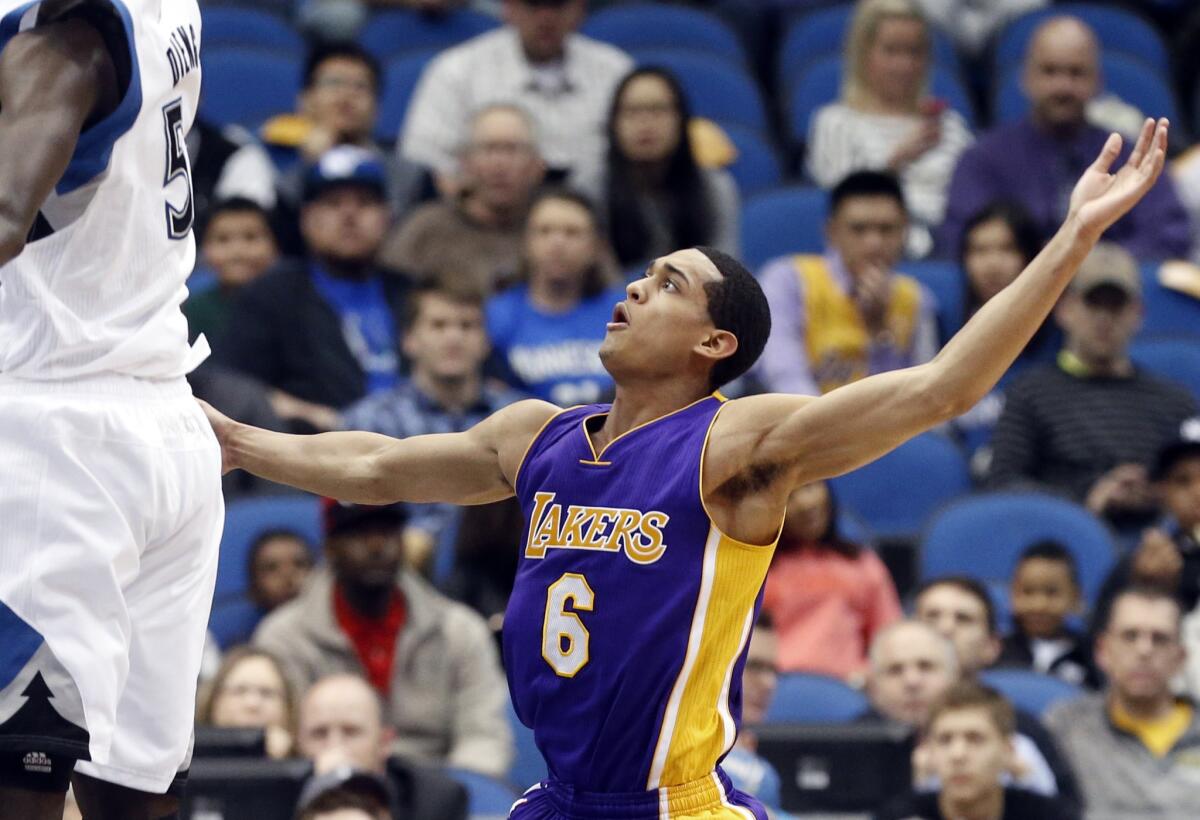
(310, 264), (400, 394)
(486, 283), (626, 405)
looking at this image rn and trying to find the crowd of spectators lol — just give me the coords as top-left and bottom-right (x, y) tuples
(185, 0), (1200, 817)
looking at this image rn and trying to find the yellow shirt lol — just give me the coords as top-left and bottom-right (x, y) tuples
(1110, 699), (1195, 758)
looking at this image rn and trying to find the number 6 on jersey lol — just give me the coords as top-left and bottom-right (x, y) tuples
(542, 573), (595, 677)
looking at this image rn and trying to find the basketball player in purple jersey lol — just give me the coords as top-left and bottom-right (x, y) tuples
(204, 118), (1169, 819)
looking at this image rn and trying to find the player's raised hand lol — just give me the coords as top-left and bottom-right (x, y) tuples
(1068, 117), (1168, 241)
(197, 398), (236, 474)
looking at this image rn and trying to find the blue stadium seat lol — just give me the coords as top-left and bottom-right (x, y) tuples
(201, 7), (304, 54)
(979, 669), (1083, 717)
(201, 49), (300, 130)
(506, 701), (547, 793)
(446, 768), (519, 816)
(766, 673), (869, 723)
(788, 55), (975, 147)
(994, 54), (1180, 126)
(777, 4), (961, 90)
(375, 50), (438, 143)
(740, 185), (826, 271)
(1130, 337), (1200, 402)
(904, 260), (966, 343)
(583, 4), (746, 66)
(1141, 263), (1200, 338)
(993, 3), (1169, 75)
(632, 49), (767, 133)
(215, 495), (322, 601)
(208, 598), (262, 650)
(830, 433), (970, 539)
(359, 8), (498, 60)
(920, 492), (1117, 608)
(719, 123), (783, 196)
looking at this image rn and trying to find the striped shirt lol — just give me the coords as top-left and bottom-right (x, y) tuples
(400, 27), (632, 188)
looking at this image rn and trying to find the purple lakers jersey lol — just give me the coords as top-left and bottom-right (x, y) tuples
(504, 395), (779, 799)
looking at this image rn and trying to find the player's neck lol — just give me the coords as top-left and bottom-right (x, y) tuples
(938, 786), (1004, 820)
(596, 381), (710, 449)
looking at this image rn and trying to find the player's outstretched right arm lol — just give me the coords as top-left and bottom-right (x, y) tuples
(201, 399), (559, 506)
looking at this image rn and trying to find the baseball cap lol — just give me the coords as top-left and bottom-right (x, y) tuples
(303, 145), (387, 204)
(294, 766), (394, 816)
(1070, 242), (1141, 299)
(1151, 417), (1200, 481)
(322, 498), (406, 538)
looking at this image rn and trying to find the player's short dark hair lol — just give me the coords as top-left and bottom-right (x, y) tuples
(697, 246), (771, 392)
(925, 680), (1015, 738)
(303, 42), (381, 94)
(200, 197), (275, 242)
(916, 576), (997, 635)
(401, 281), (487, 332)
(828, 170), (907, 217)
(1102, 583), (1184, 635)
(1015, 540), (1079, 586)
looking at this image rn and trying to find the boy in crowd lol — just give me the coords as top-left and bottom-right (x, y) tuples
(876, 682), (1079, 820)
(998, 542), (1100, 688)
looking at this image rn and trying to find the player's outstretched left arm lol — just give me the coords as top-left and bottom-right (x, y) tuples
(728, 118), (1169, 490)
(0, 16), (118, 265)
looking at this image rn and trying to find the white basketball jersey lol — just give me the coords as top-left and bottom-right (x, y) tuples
(0, 0), (205, 380)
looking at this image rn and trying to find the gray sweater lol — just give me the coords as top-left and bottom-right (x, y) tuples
(1044, 694), (1200, 819)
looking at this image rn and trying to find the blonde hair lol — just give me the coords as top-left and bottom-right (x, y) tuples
(197, 646), (298, 747)
(842, 0), (931, 110)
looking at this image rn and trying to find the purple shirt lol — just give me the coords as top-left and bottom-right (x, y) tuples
(940, 117), (1190, 259)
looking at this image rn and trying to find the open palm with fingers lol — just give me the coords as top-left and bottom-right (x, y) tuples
(1068, 117), (1169, 241)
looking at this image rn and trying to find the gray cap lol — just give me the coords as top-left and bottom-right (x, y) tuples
(1071, 241), (1141, 299)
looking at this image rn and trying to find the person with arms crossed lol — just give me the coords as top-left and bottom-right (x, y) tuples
(203, 119), (1171, 819)
(0, 1), (222, 818)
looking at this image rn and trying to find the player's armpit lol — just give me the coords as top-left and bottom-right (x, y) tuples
(0, 18), (118, 264)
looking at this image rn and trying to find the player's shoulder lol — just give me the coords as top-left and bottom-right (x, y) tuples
(715, 392), (817, 434)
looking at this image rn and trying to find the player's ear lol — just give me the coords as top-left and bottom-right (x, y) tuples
(695, 328), (737, 364)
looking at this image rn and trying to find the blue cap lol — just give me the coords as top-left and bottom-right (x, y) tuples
(303, 145), (388, 203)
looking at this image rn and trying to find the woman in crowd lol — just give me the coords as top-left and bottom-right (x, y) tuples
(762, 481), (902, 684)
(211, 529), (315, 649)
(486, 188), (626, 406)
(197, 647), (297, 760)
(585, 66), (739, 268)
(806, 0), (973, 257)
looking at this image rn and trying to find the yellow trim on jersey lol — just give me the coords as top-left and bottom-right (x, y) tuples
(512, 405), (579, 490)
(581, 394), (723, 463)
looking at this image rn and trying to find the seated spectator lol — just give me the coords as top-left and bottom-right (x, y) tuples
(876, 681), (1078, 820)
(486, 187), (625, 405)
(757, 171), (938, 395)
(986, 243), (1198, 535)
(807, 0), (974, 258)
(401, 0), (632, 191)
(1046, 586), (1200, 819)
(254, 500), (513, 777)
(296, 674), (467, 820)
(723, 612), (786, 817)
(913, 578), (1080, 802)
(864, 619), (959, 727)
(379, 104), (545, 290)
(339, 284), (527, 573)
(210, 528), (316, 650)
(950, 202), (1052, 464)
(197, 647), (297, 759)
(913, 0), (1046, 58)
(762, 481), (902, 682)
(295, 774), (390, 820)
(941, 17), (1190, 259)
(218, 147), (408, 416)
(997, 542), (1100, 688)
(578, 67), (739, 268)
(185, 197), (280, 345)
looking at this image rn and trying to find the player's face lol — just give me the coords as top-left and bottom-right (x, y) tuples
(251, 535), (314, 611)
(302, 187), (391, 266)
(525, 197), (598, 289)
(926, 708), (1010, 806)
(326, 525), (405, 590)
(1023, 29), (1098, 131)
(403, 294), (489, 383)
(1010, 558), (1079, 640)
(614, 74), (683, 164)
(504, 0), (586, 63)
(202, 211), (278, 288)
(863, 17), (928, 107)
(782, 481), (832, 544)
(741, 628), (778, 726)
(826, 196), (907, 279)
(963, 218), (1025, 306)
(598, 249), (728, 386)
(299, 682), (387, 772)
(304, 57), (378, 139)
(462, 109), (542, 212)
(1097, 596), (1183, 707)
(212, 656), (289, 731)
(869, 625), (954, 726)
(1160, 457), (1200, 530)
(915, 585), (998, 675)
(1055, 287), (1142, 365)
